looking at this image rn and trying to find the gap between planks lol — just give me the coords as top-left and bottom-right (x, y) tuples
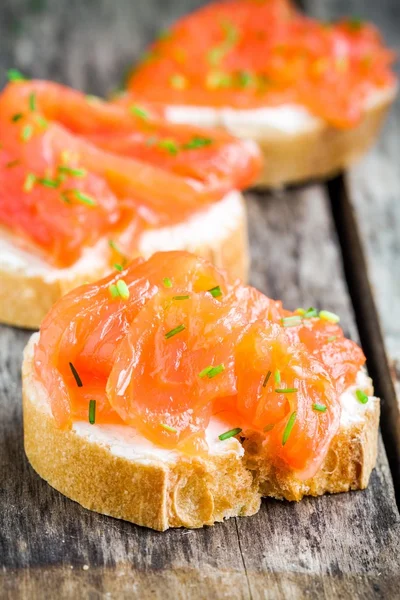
(327, 173), (400, 508)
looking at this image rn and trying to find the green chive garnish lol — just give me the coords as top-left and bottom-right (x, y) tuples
(263, 371), (272, 388)
(163, 277), (173, 288)
(58, 165), (86, 178)
(281, 316), (302, 327)
(208, 285), (222, 298)
(275, 388), (298, 394)
(158, 139), (179, 155)
(160, 423), (177, 433)
(356, 390), (369, 404)
(304, 307), (318, 318)
(295, 308), (306, 316)
(88, 399), (96, 424)
(274, 370), (281, 384)
(319, 310), (340, 323)
(29, 92), (36, 112)
(11, 113), (23, 122)
(69, 362), (83, 387)
(165, 324), (185, 339)
(108, 239), (122, 253)
(219, 427), (242, 441)
(327, 336), (337, 342)
(172, 295), (190, 301)
(35, 115), (48, 129)
(199, 364), (225, 379)
(313, 403), (327, 412)
(23, 173), (36, 192)
(7, 69), (26, 82)
(130, 105), (149, 120)
(36, 177), (60, 189)
(114, 263), (123, 272)
(73, 190), (96, 206)
(116, 279), (130, 300)
(109, 284), (119, 299)
(282, 411), (297, 446)
(21, 125), (33, 141)
(238, 70), (255, 88)
(182, 136), (213, 150)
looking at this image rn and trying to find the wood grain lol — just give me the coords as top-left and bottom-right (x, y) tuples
(1, 0), (400, 598)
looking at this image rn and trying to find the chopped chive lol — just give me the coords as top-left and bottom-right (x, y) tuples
(172, 295), (190, 301)
(29, 92), (36, 112)
(108, 239), (122, 254)
(275, 388), (298, 394)
(163, 277), (173, 288)
(6, 159), (20, 168)
(35, 115), (48, 129)
(36, 177), (60, 189)
(319, 310), (340, 324)
(130, 104), (149, 120)
(313, 403), (327, 412)
(281, 316), (302, 327)
(182, 136), (213, 150)
(114, 263), (123, 272)
(88, 399), (96, 424)
(160, 423), (177, 433)
(170, 73), (187, 90)
(356, 389), (369, 404)
(69, 362), (83, 387)
(274, 370), (281, 384)
(165, 324), (186, 339)
(58, 165), (86, 177)
(199, 364), (225, 379)
(263, 423), (275, 432)
(294, 308), (306, 316)
(7, 69), (26, 82)
(21, 124), (33, 142)
(116, 279), (130, 300)
(327, 336), (337, 342)
(60, 192), (72, 204)
(11, 113), (23, 122)
(158, 139), (179, 155)
(219, 427), (242, 441)
(206, 364), (225, 379)
(304, 307), (318, 318)
(109, 284), (119, 299)
(199, 365), (214, 378)
(238, 70), (255, 88)
(73, 190), (97, 206)
(23, 173), (36, 192)
(282, 411), (297, 446)
(206, 70), (233, 89)
(263, 370), (272, 388)
(208, 285), (222, 298)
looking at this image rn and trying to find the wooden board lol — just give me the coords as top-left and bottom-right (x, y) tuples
(1, 1), (400, 598)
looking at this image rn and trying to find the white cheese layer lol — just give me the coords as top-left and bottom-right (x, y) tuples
(0, 190), (244, 282)
(165, 87), (396, 139)
(27, 329), (377, 467)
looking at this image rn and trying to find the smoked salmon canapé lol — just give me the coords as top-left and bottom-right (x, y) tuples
(22, 251), (380, 531)
(0, 76), (261, 329)
(125, 0), (397, 187)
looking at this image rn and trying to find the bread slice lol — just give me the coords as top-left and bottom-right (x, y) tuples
(0, 191), (248, 329)
(165, 87), (396, 188)
(23, 333), (380, 531)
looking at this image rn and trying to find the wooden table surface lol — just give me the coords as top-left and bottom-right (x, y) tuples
(1, 1), (400, 598)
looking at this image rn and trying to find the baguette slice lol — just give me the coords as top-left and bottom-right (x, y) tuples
(0, 191), (248, 329)
(165, 87), (396, 188)
(23, 334), (379, 531)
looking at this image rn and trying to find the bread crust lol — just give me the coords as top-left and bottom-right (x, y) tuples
(0, 194), (249, 329)
(253, 89), (396, 187)
(22, 335), (380, 531)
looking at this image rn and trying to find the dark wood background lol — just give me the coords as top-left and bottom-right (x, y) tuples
(1, 1), (400, 598)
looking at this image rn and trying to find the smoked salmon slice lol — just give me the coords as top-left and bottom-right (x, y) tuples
(0, 79), (261, 267)
(34, 251), (366, 478)
(127, 0), (396, 129)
